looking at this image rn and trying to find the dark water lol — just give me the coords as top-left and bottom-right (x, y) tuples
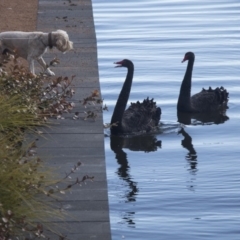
(92, 1), (240, 239)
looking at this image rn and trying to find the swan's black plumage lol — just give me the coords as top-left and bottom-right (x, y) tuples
(110, 59), (161, 135)
(177, 52), (229, 113)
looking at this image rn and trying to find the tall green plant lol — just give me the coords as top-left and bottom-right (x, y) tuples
(0, 60), (91, 239)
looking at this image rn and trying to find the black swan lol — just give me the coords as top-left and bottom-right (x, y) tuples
(177, 52), (229, 113)
(110, 59), (161, 135)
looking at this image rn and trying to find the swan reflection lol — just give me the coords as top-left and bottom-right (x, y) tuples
(177, 109), (228, 191)
(177, 110), (229, 125)
(178, 128), (197, 172)
(110, 134), (161, 226)
(178, 127), (198, 191)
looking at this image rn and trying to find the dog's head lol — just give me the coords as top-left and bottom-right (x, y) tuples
(53, 30), (73, 53)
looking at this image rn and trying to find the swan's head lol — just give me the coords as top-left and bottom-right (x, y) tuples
(182, 52), (195, 63)
(114, 59), (134, 68)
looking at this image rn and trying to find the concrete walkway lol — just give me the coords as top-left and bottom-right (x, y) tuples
(36, 0), (112, 239)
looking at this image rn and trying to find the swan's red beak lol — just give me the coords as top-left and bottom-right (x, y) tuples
(182, 56), (187, 63)
(114, 61), (123, 67)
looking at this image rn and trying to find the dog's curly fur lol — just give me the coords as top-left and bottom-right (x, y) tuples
(0, 29), (73, 76)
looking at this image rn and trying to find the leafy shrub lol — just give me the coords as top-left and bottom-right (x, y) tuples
(0, 58), (93, 239)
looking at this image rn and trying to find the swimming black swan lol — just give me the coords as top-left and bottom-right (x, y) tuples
(177, 52), (229, 113)
(110, 59), (161, 135)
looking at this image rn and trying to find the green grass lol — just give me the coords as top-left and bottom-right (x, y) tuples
(0, 60), (78, 239)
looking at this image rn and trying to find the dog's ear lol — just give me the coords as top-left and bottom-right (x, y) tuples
(56, 37), (73, 52)
(55, 36), (67, 52)
(54, 30), (73, 52)
(67, 40), (73, 51)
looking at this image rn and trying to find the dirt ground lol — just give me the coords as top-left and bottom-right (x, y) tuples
(0, 0), (38, 32)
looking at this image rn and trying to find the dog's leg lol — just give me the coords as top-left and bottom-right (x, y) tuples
(0, 43), (3, 72)
(37, 57), (55, 76)
(27, 57), (36, 76)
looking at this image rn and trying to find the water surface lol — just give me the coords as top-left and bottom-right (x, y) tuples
(92, 1), (240, 239)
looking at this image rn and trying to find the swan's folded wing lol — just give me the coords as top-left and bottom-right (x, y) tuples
(191, 87), (229, 112)
(122, 98), (161, 134)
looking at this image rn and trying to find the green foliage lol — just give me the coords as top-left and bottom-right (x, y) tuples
(0, 59), (92, 239)
(0, 142), (60, 238)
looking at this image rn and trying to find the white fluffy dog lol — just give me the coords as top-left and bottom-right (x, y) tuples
(0, 30), (73, 76)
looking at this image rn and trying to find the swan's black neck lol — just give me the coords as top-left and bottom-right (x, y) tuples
(111, 63), (134, 135)
(177, 57), (194, 112)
